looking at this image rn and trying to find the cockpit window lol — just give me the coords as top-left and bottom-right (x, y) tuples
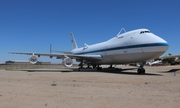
(140, 31), (151, 34)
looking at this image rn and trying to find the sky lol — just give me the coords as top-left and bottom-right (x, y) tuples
(0, 0), (180, 63)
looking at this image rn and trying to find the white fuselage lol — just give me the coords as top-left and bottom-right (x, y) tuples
(71, 29), (169, 64)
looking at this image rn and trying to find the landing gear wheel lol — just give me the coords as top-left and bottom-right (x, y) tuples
(142, 68), (145, 73)
(137, 68), (145, 74)
(137, 69), (141, 74)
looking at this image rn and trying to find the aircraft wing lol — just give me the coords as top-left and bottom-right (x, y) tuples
(9, 52), (65, 58)
(9, 52), (102, 61)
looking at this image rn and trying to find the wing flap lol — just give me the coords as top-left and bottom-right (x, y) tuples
(68, 54), (102, 61)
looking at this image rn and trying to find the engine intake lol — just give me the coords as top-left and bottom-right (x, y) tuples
(63, 57), (73, 67)
(29, 55), (38, 64)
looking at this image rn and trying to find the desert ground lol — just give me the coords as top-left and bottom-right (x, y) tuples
(0, 65), (180, 108)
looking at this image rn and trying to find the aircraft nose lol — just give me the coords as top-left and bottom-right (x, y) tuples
(152, 34), (169, 53)
(161, 38), (168, 47)
(158, 37), (169, 52)
(161, 38), (168, 45)
(164, 41), (169, 51)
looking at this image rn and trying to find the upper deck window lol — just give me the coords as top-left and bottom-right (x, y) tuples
(140, 31), (151, 34)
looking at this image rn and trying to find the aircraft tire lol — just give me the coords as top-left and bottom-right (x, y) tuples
(137, 69), (141, 74)
(137, 68), (145, 74)
(142, 68), (145, 74)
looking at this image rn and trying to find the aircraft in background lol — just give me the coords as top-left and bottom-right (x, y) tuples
(9, 28), (169, 74)
(147, 54), (180, 66)
(146, 60), (162, 66)
(161, 54), (180, 64)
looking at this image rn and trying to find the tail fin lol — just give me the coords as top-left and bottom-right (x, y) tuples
(70, 32), (78, 49)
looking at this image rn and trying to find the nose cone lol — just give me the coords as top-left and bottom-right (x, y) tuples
(159, 37), (168, 46)
(144, 33), (169, 58)
(155, 34), (169, 51)
(162, 41), (169, 52)
(153, 34), (169, 56)
(152, 34), (168, 43)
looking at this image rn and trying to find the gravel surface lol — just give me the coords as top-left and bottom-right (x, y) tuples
(0, 65), (180, 108)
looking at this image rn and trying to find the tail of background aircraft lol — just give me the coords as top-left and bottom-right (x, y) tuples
(70, 32), (78, 49)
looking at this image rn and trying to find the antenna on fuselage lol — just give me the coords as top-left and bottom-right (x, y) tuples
(116, 28), (126, 36)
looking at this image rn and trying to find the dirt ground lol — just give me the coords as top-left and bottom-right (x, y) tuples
(0, 65), (180, 108)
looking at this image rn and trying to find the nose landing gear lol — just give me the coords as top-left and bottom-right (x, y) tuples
(137, 62), (146, 74)
(137, 67), (145, 74)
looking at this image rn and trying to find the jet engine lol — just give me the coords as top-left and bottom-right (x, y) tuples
(63, 57), (73, 67)
(29, 55), (38, 64)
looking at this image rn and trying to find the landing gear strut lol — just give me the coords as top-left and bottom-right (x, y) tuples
(108, 64), (113, 68)
(78, 61), (84, 71)
(97, 65), (102, 71)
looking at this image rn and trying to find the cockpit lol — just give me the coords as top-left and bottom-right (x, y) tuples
(140, 31), (151, 34)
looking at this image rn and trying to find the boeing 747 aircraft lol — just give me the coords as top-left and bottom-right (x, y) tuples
(9, 28), (169, 74)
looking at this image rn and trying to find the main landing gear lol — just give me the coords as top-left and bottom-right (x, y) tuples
(97, 65), (102, 71)
(78, 62), (84, 71)
(78, 61), (102, 71)
(137, 62), (146, 74)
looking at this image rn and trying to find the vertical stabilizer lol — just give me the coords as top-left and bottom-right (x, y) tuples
(70, 32), (78, 49)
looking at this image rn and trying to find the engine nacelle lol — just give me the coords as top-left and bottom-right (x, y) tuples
(29, 55), (38, 64)
(63, 57), (73, 67)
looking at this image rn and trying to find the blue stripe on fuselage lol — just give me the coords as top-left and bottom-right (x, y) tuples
(73, 42), (169, 55)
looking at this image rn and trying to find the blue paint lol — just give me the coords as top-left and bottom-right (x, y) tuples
(74, 42), (169, 55)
